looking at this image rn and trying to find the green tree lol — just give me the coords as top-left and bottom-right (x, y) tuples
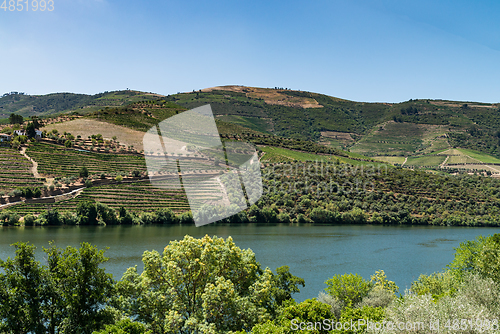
(115, 235), (303, 333)
(324, 273), (372, 307)
(0, 242), (114, 334)
(31, 116), (41, 129)
(9, 113), (23, 124)
(252, 299), (333, 334)
(26, 122), (36, 139)
(0, 242), (48, 333)
(266, 266), (305, 316)
(44, 242), (115, 333)
(77, 200), (98, 225)
(94, 318), (150, 334)
(79, 166), (89, 178)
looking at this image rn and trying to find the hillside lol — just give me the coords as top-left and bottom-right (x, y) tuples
(3, 85), (500, 173)
(164, 86), (500, 159)
(0, 90), (163, 121)
(3, 86), (500, 228)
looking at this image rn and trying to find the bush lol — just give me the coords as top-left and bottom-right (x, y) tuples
(374, 274), (500, 334)
(154, 208), (177, 224)
(357, 288), (395, 309)
(115, 175), (123, 182)
(317, 291), (343, 319)
(12, 188), (23, 197)
(94, 318), (149, 334)
(23, 214), (35, 226)
(85, 180), (93, 188)
(33, 187), (41, 198)
(8, 213), (20, 226)
(410, 271), (458, 301)
(324, 273), (372, 307)
(61, 212), (78, 225)
(252, 299), (334, 334)
(79, 166), (89, 178)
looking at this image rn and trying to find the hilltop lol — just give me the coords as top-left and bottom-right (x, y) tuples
(3, 85), (500, 173)
(0, 90), (163, 121)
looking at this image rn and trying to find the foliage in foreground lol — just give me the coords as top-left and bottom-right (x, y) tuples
(0, 233), (499, 333)
(0, 242), (114, 334)
(0, 235), (305, 334)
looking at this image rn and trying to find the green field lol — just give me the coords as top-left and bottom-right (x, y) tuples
(351, 122), (448, 156)
(456, 148), (500, 164)
(405, 155), (447, 166)
(419, 137), (450, 154)
(373, 156), (406, 164)
(259, 146), (388, 167)
(216, 115), (273, 135)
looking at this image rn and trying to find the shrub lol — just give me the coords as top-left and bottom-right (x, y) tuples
(23, 214), (35, 226)
(317, 291), (343, 319)
(79, 166), (89, 178)
(324, 273), (372, 307)
(8, 213), (20, 226)
(94, 318), (148, 334)
(410, 271), (458, 301)
(115, 175), (123, 182)
(12, 188), (23, 197)
(373, 274), (500, 334)
(61, 212), (78, 225)
(357, 288), (395, 309)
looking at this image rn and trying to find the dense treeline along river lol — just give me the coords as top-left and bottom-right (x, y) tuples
(0, 223), (498, 301)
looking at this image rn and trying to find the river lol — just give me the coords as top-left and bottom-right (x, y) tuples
(0, 223), (498, 301)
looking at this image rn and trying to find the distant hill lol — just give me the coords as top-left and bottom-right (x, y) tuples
(165, 86), (500, 159)
(0, 90), (163, 120)
(4, 85), (500, 163)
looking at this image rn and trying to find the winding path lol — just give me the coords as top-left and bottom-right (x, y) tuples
(20, 147), (41, 179)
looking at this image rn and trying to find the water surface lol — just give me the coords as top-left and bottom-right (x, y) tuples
(0, 224), (498, 301)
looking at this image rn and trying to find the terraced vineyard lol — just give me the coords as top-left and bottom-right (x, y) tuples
(26, 143), (147, 177)
(4, 172), (230, 216)
(0, 148), (44, 193)
(5, 181), (193, 215)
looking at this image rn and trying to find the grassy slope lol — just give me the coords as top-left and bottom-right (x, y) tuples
(168, 88), (500, 159)
(260, 146), (388, 167)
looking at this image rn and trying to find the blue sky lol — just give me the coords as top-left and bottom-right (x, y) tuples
(1, 0), (499, 102)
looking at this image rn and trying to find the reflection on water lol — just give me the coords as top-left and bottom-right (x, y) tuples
(0, 224), (498, 301)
